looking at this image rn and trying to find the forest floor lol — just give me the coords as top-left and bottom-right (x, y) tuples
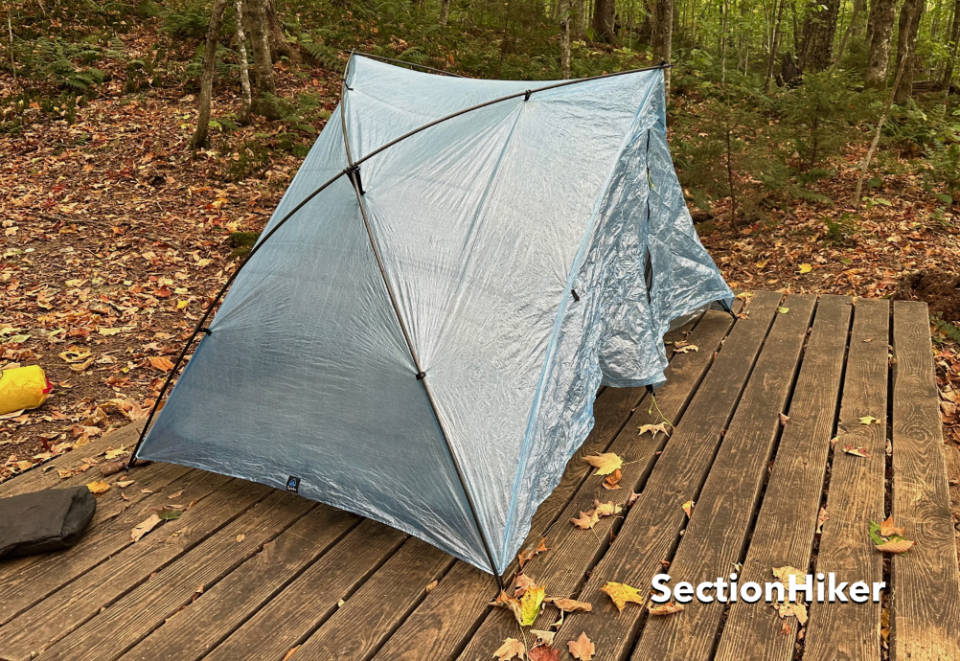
(2, 54), (959, 483)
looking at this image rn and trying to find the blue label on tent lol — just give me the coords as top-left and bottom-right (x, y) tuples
(286, 476), (301, 493)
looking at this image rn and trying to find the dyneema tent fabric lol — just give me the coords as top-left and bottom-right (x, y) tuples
(134, 55), (733, 575)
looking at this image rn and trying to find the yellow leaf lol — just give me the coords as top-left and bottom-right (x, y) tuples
(176, 299), (189, 310)
(570, 510), (600, 529)
(104, 446), (127, 460)
(593, 500), (623, 518)
(772, 565), (806, 586)
(648, 601), (684, 616)
(98, 327), (123, 336)
(600, 581), (644, 612)
(582, 452), (623, 476)
(567, 632), (595, 660)
(492, 638), (525, 661)
(798, 263), (813, 274)
(681, 500), (694, 518)
(519, 585), (545, 625)
(778, 306), (790, 314)
(131, 513), (162, 542)
(86, 480), (111, 494)
(859, 415), (878, 425)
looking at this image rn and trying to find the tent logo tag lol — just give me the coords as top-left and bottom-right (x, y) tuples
(286, 476), (301, 493)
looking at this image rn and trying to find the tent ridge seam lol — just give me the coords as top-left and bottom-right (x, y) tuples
(499, 74), (661, 559)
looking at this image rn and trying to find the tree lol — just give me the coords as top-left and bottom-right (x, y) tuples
(593, 0), (616, 43)
(191, 0), (229, 149)
(894, 0), (924, 103)
(764, 0), (786, 92)
(245, 0), (275, 97)
(865, 0), (899, 86)
(559, 0), (571, 77)
(652, 0), (673, 93)
(798, 0), (841, 72)
(943, 0), (960, 90)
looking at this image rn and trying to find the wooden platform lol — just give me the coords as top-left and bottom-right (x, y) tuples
(2, 292), (958, 661)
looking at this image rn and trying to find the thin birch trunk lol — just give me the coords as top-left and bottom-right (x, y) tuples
(192, 0), (230, 149)
(234, 0), (252, 122)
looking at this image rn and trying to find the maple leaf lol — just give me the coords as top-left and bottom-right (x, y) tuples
(492, 638), (525, 661)
(131, 513), (162, 542)
(528, 644), (561, 661)
(545, 596), (592, 613)
(772, 565), (806, 586)
(513, 572), (539, 597)
(593, 500), (622, 518)
(648, 601), (684, 615)
(582, 452), (622, 476)
(602, 469), (622, 490)
(600, 581), (644, 612)
(570, 510), (600, 529)
(681, 500), (694, 518)
(104, 446), (127, 460)
(86, 480), (110, 494)
(638, 422), (669, 437)
(878, 515), (905, 538)
(517, 537), (549, 569)
(776, 600), (808, 625)
(567, 632), (595, 660)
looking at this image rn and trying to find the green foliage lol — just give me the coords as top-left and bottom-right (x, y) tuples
(12, 37), (108, 92)
(161, 0), (212, 40)
(823, 213), (859, 245)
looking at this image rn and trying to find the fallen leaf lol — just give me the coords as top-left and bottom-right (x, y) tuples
(236, 534), (246, 543)
(519, 585), (545, 625)
(493, 638), (525, 661)
(778, 306), (790, 314)
(779, 413), (790, 426)
(582, 452), (623, 476)
(776, 600), (808, 625)
(116, 479), (134, 488)
(593, 500), (622, 518)
(816, 507), (829, 534)
(104, 446), (127, 460)
(772, 565), (806, 586)
(879, 515), (905, 538)
(875, 538), (915, 553)
(517, 537), (549, 568)
(149, 356), (175, 371)
(798, 263), (812, 274)
(281, 646), (300, 661)
(567, 632), (595, 660)
(681, 500), (694, 518)
(425, 579), (438, 593)
(859, 415), (879, 425)
(513, 573), (539, 597)
(159, 507), (183, 520)
(545, 596), (592, 613)
(601, 469), (622, 490)
(529, 629), (556, 646)
(674, 343), (699, 353)
(638, 422), (670, 437)
(648, 601), (684, 615)
(842, 445), (870, 457)
(600, 581), (644, 612)
(86, 480), (110, 494)
(168, 489), (184, 499)
(570, 510), (600, 529)
(528, 645), (561, 661)
(131, 513), (162, 541)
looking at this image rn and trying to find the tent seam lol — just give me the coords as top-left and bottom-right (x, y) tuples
(499, 72), (661, 560)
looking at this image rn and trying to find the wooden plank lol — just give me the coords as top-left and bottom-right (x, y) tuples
(119, 506), (360, 661)
(804, 298), (889, 659)
(546, 290), (782, 658)
(0, 466), (219, 626)
(31, 489), (314, 661)
(0, 420), (143, 497)
(293, 539), (454, 660)
(456, 309), (735, 659)
(204, 519), (407, 661)
(890, 300), (960, 660)
(714, 294), (851, 660)
(0, 475), (271, 661)
(631, 294), (817, 660)
(373, 311), (727, 661)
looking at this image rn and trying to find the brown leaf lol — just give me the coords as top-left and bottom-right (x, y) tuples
(281, 646), (300, 661)
(86, 480), (111, 494)
(424, 579), (438, 593)
(567, 632), (595, 660)
(592, 500), (622, 518)
(601, 469), (622, 490)
(648, 601), (685, 616)
(545, 596), (592, 613)
(517, 537), (549, 569)
(875, 538), (915, 554)
(570, 510), (600, 530)
(681, 500), (694, 518)
(637, 422), (669, 437)
(878, 515), (905, 538)
(131, 513), (162, 542)
(149, 356), (175, 371)
(842, 445), (870, 458)
(528, 645), (561, 661)
(529, 629), (556, 646)
(492, 637), (525, 661)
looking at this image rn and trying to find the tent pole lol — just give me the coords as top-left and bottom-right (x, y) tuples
(340, 57), (504, 587)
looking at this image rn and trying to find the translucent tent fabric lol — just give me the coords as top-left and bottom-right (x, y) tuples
(135, 55), (733, 575)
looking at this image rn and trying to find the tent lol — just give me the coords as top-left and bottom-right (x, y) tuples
(133, 54), (733, 577)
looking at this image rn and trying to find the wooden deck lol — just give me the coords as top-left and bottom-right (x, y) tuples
(2, 291), (958, 661)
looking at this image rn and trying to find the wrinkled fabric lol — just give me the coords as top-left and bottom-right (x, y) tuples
(136, 55), (733, 575)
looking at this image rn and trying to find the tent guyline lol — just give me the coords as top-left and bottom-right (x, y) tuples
(127, 56), (729, 579)
(128, 59), (673, 470)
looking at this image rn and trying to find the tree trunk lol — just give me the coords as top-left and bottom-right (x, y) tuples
(559, 0), (572, 77)
(652, 0), (673, 94)
(798, 0), (840, 72)
(245, 0), (275, 95)
(834, 0), (865, 66)
(263, 0), (298, 63)
(894, 0), (924, 103)
(440, 0), (450, 26)
(865, 0), (898, 86)
(764, 0), (785, 91)
(234, 0), (252, 122)
(191, 0), (230, 149)
(941, 0), (960, 88)
(593, 0), (616, 42)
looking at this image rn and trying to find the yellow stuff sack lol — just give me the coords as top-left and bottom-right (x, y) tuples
(0, 366), (52, 415)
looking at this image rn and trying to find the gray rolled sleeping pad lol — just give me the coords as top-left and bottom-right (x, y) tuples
(0, 486), (96, 559)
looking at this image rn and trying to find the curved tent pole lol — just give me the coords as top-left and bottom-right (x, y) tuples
(346, 50), (467, 77)
(340, 55), (504, 585)
(129, 57), (672, 574)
